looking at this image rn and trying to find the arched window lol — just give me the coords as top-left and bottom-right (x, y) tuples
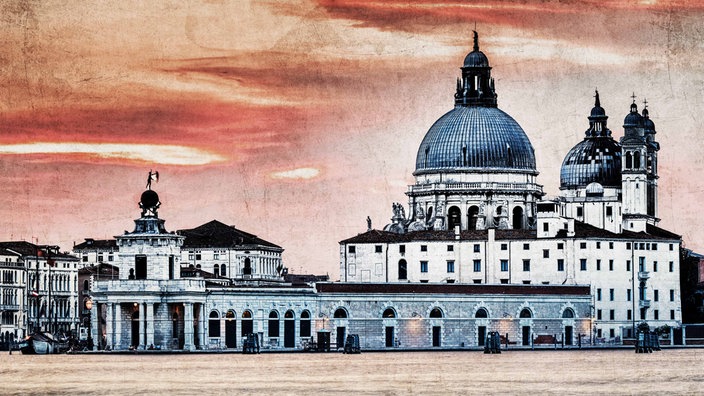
(634, 151), (641, 169)
(519, 308), (532, 318)
(220, 265), (226, 277)
(429, 308), (443, 318)
(448, 206), (462, 230)
(83, 279), (89, 292)
(398, 260), (407, 280)
(475, 308), (488, 318)
(242, 310), (252, 319)
(300, 310), (311, 338)
(626, 151), (633, 168)
(213, 264), (219, 277)
(562, 308), (575, 318)
(268, 311), (280, 337)
(467, 206), (479, 230)
(208, 311), (220, 337)
(334, 308), (348, 318)
(285, 310), (294, 319)
(512, 206), (523, 230)
(382, 308), (396, 318)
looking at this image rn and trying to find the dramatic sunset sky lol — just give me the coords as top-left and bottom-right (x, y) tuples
(2, 1), (704, 277)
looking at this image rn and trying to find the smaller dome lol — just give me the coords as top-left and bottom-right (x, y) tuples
(140, 190), (160, 209)
(586, 182), (604, 196)
(464, 51), (489, 68)
(624, 103), (642, 127)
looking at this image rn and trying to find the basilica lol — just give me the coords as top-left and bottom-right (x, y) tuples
(78, 32), (683, 351)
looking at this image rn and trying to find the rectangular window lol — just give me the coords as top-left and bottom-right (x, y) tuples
(669, 243), (674, 251)
(627, 242), (632, 250)
(523, 243), (530, 250)
(557, 259), (564, 272)
(610, 329), (615, 338)
(188, 254), (194, 260)
(669, 261), (674, 272)
(500, 260), (509, 272)
(597, 329), (602, 338)
(399, 245), (405, 254)
(627, 309), (632, 320)
(627, 289), (632, 302)
(576, 207), (583, 217)
(543, 223), (549, 232)
(375, 245), (383, 253)
(522, 259), (530, 272)
(98, 254), (103, 262)
(597, 288), (602, 301)
(501, 244), (508, 251)
(580, 242), (587, 249)
(609, 242), (614, 249)
(447, 260), (455, 273)
(596, 242), (601, 249)
(609, 288), (614, 301)
(597, 309), (602, 320)
(609, 259), (614, 271)
(420, 261), (428, 273)
(195, 254), (202, 261)
(82, 256), (88, 262)
(606, 206), (613, 216)
(626, 260), (631, 271)
(654, 310), (659, 320)
(473, 279), (482, 284)
(653, 261), (658, 272)
(580, 259), (587, 271)
(652, 243), (657, 251)
(420, 245), (427, 252)
(473, 260), (481, 272)
(557, 243), (564, 250)
(640, 243), (645, 250)
(543, 249), (549, 259)
(213, 253), (219, 260)
(447, 245), (454, 252)
(500, 279), (509, 284)
(473, 244), (480, 253)
(609, 310), (615, 320)
(671, 310), (675, 320)
(639, 257), (645, 272)
(670, 289), (675, 302)
(348, 246), (356, 254)
(654, 290), (659, 302)
(523, 280), (531, 284)
(108, 255), (114, 262)
(596, 259), (601, 271)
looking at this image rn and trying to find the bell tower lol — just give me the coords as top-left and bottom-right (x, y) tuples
(620, 97), (659, 232)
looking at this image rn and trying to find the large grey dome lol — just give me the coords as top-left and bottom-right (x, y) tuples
(414, 106), (537, 175)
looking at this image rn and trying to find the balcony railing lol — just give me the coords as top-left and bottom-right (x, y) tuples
(639, 299), (651, 309)
(0, 304), (20, 311)
(93, 279), (206, 294)
(409, 181), (543, 195)
(638, 271), (650, 281)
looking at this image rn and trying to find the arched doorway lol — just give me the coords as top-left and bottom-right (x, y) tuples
(475, 308), (489, 346)
(131, 310), (139, 348)
(241, 310), (253, 339)
(563, 308), (575, 346)
(243, 258), (252, 276)
(467, 206), (479, 230)
(519, 308), (532, 346)
(284, 310), (295, 348)
(448, 206), (462, 230)
(300, 310), (311, 339)
(208, 311), (220, 338)
(383, 308), (396, 348)
(225, 310), (236, 348)
(512, 206), (523, 229)
(334, 308), (348, 349)
(429, 308), (443, 347)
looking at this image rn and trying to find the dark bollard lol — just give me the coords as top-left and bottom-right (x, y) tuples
(505, 333), (509, 350)
(554, 334), (557, 350)
(578, 334), (582, 349)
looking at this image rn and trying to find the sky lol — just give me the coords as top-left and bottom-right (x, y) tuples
(2, 0), (704, 278)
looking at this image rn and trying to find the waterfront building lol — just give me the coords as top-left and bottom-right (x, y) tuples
(340, 32), (683, 341)
(0, 242), (80, 341)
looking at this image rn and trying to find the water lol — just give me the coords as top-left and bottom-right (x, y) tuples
(1, 349), (703, 395)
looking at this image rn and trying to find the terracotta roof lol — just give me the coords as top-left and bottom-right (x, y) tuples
(341, 221), (680, 244)
(73, 239), (118, 250)
(0, 241), (78, 260)
(178, 220), (282, 250)
(316, 282), (590, 296)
